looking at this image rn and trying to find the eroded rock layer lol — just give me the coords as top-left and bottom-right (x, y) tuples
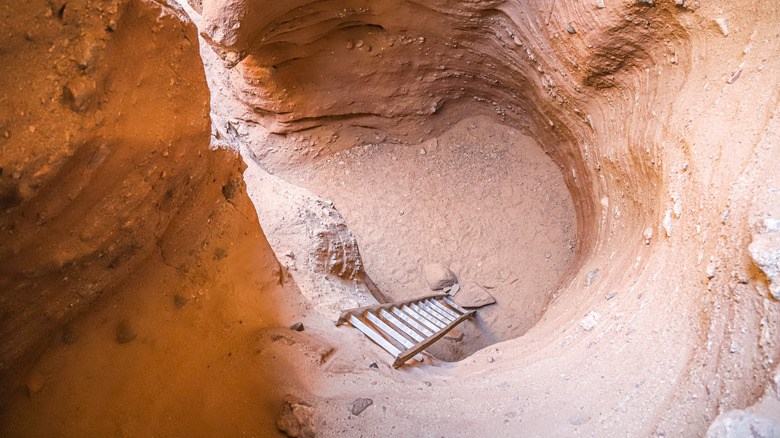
(0, 0), (236, 396)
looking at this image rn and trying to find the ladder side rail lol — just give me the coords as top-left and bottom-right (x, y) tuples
(393, 310), (476, 367)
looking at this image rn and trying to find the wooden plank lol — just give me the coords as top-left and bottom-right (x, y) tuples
(400, 305), (440, 332)
(393, 307), (434, 336)
(410, 303), (446, 329)
(429, 299), (460, 319)
(365, 311), (415, 349)
(380, 309), (425, 342)
(348, 314), (401, 357)
(393, 310), (476, 367)
(421, 300), (455, 323)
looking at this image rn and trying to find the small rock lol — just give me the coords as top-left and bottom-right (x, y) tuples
(714, 18), (729, 37)
(567, 23), (576, 34)
(706, 409), (780, 438)
(605, 292), (617, 300)
(596, 0), (605, 8)
(419, 148), (426, 155)
(453, 283), (495, 308)
(355, 39), (364, 48)
(706, 262), (717, 279)
(290, 322), (305, 332)
(727, 69), (742, 85)
(580, 311), (601, 331)
(116, 319), (137, 344)
(584, 269), (600, 287)
(225, 51), (240, 64)
(423, 263), (457, 290)
(368, 362), (378, 369)
(487, 356), (495, 363)
(214, 248), (228, 260)
(749, 223), (780, 300)
(173, 294), (188, 309)
(63, 76), (96, 112)
(350, 398), (373, 416)
(663, 210), (673, 237)
(643, 227), (654, 245)
(277, 396), (316, 438)
(545, 252), (552, 259)
(26, 371), (46, 397)
(62, 326), (77, 344)
(449, 283), (461, 296)
(346, 41), (353, 49)
(568, 413), (589, 426)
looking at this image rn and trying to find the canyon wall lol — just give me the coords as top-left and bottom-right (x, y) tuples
(0, 0), (242, 397)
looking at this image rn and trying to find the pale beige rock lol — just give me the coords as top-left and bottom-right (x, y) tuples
(453, 283), (495, 308)
(277, 396), (316, 438)
(423, 263), (457, 291)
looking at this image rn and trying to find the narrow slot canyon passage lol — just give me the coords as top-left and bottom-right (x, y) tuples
(1, 0), (780, 437)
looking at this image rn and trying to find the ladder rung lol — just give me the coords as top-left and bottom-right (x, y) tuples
(410, 303), (446, 329)
(429, 299), (460, 319)
(348, 314), (401, 357)
(380, 309), (425, 342)
(416, 301), (451, 325)
(422, 300), (455, 322)
(365, 311), (415, 349)
(392, 307), (434, 337)
(401, 305), (440, 332)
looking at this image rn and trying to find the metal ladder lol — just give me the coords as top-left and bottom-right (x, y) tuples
(336, 293), (475, 368)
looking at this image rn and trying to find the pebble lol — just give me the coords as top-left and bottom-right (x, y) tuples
(355, 39), (364, 48)
(706, 262), (716, 279)
(63, 75), (96, 112)
(584, 269), (600, 287)
(567, 23), (576, 34)
(605, 292), (617, 300)
(419, 148), (426, 155)
(714, 18), (729, 37)
(116, 319), (137, 344)
(214, 248), (228, 260)
(290, 322), (305, 332)
(368, 362), (378, 369)
(173, 294), (189, 309)
(346, 41), (353, 49)
(487, 356), (495, 363)
(644, 227), (654, 245)
(580, 311), (601, 331)
(350, 398), (373, 416)
(62, 327), (77, 344)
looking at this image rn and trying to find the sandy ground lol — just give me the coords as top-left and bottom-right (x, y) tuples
(289, 115), (576, 357)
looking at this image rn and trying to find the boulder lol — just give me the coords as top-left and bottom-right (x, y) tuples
(423, 263), (457, 290)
